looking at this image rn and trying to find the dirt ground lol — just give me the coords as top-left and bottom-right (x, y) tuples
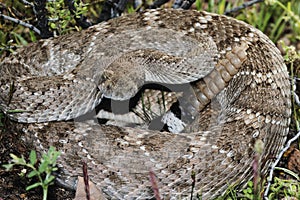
(0, 120), (75, 200)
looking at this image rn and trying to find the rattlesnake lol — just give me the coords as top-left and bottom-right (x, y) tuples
(0, 9), (291, 199)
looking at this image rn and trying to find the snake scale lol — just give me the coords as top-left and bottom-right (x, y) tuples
(0, 9), (291, 199)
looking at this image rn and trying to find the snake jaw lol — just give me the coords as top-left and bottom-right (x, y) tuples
(98, 71), (141, 101)
(97, 58), (146, 101)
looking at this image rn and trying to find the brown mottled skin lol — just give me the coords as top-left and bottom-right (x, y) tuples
(0, 9), (291, 199)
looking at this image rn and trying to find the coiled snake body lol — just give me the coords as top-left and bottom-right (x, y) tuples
(0, 9), (291, 199)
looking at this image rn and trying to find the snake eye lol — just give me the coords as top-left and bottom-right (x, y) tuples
(101, 72), (108, 81)
(101, 70), (114, 81)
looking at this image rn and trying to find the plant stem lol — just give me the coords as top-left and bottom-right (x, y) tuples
(42, 185), (48, 200)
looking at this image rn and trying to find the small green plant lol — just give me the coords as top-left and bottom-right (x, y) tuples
(268, 177), (300, 199)
(46, 0), (88, 35)
(3, 146), (61, 200)
(239, 166), (300, 199)
(242, 181), (255, 199)
(280, 41), (300, 132)
(195, 0), (235, 14)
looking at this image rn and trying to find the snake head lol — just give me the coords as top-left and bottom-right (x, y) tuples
(98, 61), (144, 101)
